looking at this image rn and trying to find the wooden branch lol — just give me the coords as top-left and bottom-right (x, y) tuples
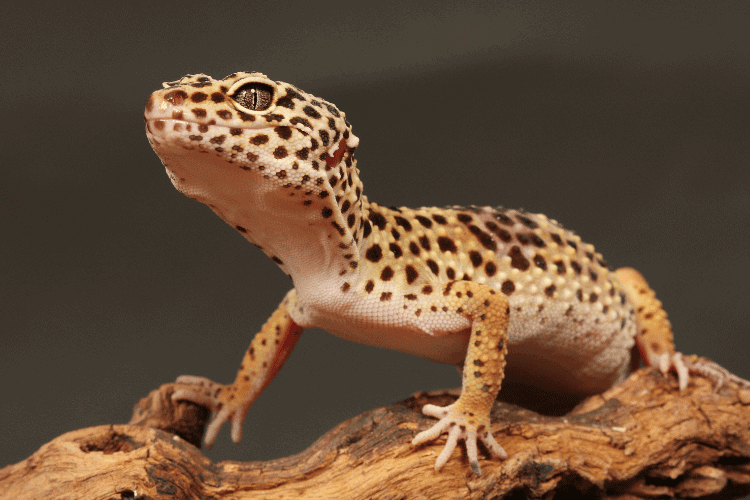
(3, 363), (750, 500)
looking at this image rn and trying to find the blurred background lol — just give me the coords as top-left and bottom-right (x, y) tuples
(2, 0), (749, 471)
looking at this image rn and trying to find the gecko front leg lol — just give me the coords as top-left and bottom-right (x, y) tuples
(412, 281), (510, 475)
(172, 289), (303, 448)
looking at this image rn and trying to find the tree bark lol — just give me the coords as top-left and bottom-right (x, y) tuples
(2, 363), (750, 499)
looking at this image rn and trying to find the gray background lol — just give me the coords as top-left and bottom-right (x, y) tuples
(2, 0), (749, 473)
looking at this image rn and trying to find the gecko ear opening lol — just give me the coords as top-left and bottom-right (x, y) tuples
(231, 82), (274, 112)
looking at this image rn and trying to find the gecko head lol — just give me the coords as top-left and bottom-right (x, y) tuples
(144, 72), (362, 225)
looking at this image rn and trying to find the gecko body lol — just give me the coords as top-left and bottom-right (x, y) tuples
(144, 72), (739, 474)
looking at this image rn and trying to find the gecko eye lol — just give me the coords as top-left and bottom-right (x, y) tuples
(232, 82), (274, 111)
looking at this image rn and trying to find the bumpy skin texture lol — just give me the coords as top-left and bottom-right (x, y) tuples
(144, 72), (725, 474)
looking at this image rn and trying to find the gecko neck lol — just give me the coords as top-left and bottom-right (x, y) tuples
(226, 162), (367, 299)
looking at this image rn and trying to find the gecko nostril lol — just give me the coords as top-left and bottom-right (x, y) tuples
(232, 82), (274, 111)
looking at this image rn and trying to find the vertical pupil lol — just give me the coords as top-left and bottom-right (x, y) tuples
(232, 83), (273, 111)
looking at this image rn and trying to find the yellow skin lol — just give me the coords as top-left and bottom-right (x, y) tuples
(145, 72), (745, 474)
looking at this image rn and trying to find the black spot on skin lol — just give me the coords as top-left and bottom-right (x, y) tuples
(421, 285), (433, 295)
(190, 92), (207, 102)
(484, 261), (497, 277)
(276, 96), (295, 109)
(589, 269), (598, 282)
(369, 211), (387, 230)
(321, 207), (333, 218)
(296, 148), (309, 160)
(250, 134), (269, 145)
(275, 126), (293, 139)
(415, 215), (432, 228)
(501, 280), (515, 295)
(347, 213), (356, 228)
(516, 233), (530, 245)
(533, 254), (547, 270)
(571, 261), (582, 275)
(211, 92), (224, 103)
(551, 234), (563, 245)
(490, 225), (512, 242)
(516, 214), (538, 229)
(272, 256), (283, 265)
(365, 280), (374, 293)
(318, 190), (329, 198)
(236, 225), (247, 233)
(394, 216), (412, 231)
(554, 260), (566, 274)
(531, 234), (546, 247)
(409, 242), (420, 256)
(589, 293), (598, 303)
(290, 117), (312, 128)
(391, 229), (400, 240)
(303, 106), (322, 119)
(469, 250), (483, 267)
(457, 213), (473, 224)
(432, 214), (448, 225)
(426, 259), (439, 276)
(544, 284), (556, 297)
(340, 200), (351, 213)
(363, 220), (372, 238)
(380, 266), (394, 281)
(380, 292), (392, 301)
(217, 110), (232, 120)
(331, 221), (345, 236)
(446, 268), (456, 280)
(322, 102), (339, 116)
(365, 244), (383, 262)
(437, 236), (457, 253)
(469, 225), (497, 251)
(495, 212), (514, 226)
(405, 294), (417, 300)
(230, 128), (242, 136)
(319, 130), (330, 146)
(585, 250), (594, 260)
(567, 240), (578, 250)
(341, 282), (350, 292)
(418, 235), (431, 251)
(576, 289), (584, 302)
(508, 246), (530, 271)
(192, 108), (207, 118)
(389, 243), (403, 258)
(405, 265), (418, 284)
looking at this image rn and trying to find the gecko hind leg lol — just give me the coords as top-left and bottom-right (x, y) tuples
(616, 267), (750, 391)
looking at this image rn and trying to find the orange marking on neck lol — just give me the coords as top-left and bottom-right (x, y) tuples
(325, 138), (347, 168)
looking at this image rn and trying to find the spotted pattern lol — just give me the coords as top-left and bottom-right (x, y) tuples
(145, 72), (685, 475)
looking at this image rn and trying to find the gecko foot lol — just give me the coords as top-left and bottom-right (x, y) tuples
(172, 375), (247, 448)
(650, 353), (750, 392)
(412, 402), (507, 475)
